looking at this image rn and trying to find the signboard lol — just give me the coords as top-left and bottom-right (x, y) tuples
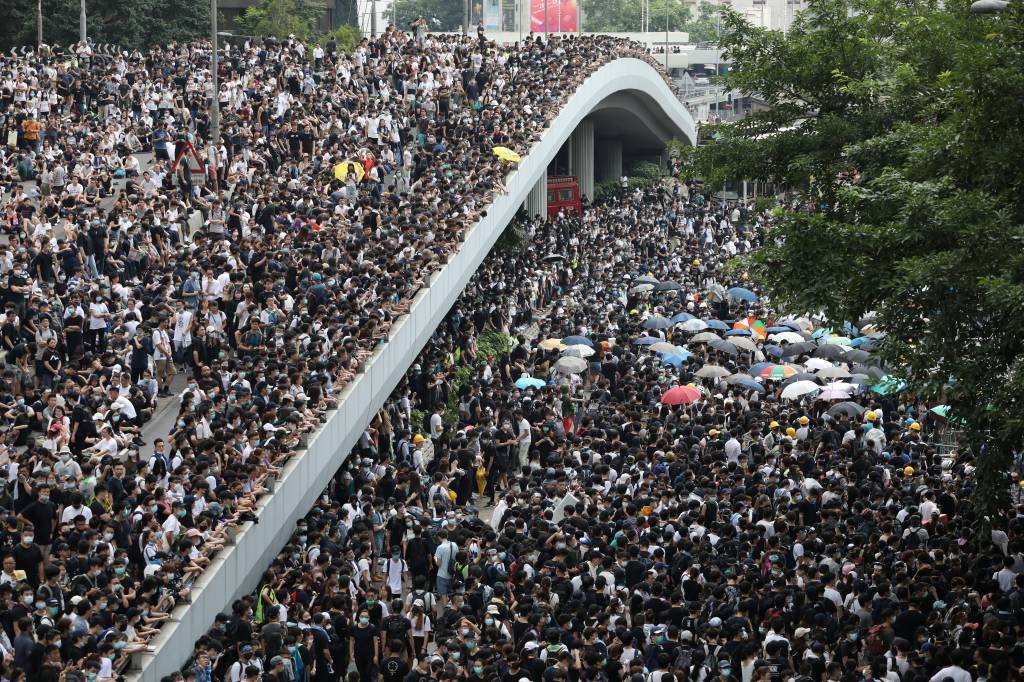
(530, 0), (578, 32)
(551, 492), (580, 524)
(483, 0), (502, 30)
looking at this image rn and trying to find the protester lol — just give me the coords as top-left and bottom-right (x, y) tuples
(0, 27), (687, 681)
(183, 181), (1020, 682)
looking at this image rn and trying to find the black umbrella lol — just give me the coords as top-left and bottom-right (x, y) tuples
(710, 338), (739, 356)
(813, 344), (847, 359)
(844, 349), (871, 363)
(828, 401), (865, 418)
(780, 341), (816, 357)
(654, 280), (683, 292)
(782, 372), (821, 386)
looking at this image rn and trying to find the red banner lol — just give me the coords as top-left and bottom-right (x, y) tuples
(530, 0), (578, 32)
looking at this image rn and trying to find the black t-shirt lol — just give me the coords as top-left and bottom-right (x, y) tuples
(12, 542), (43, 587)
(381, 655), (410, 682)
(352, 623), (378, 657)
(19, 500), (56, 545)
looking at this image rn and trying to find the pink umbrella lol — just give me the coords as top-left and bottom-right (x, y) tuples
(818, 388), (851, 401)
(661, 385), (701, 406)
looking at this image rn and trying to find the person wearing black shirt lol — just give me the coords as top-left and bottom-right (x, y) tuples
(380, 639), (410, 682)
(17, 485), (57, 551)
(12, 529), (44, 587)
(350, 608), (379, 682)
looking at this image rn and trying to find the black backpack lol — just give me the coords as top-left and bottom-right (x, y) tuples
(383, 614), (409, 643)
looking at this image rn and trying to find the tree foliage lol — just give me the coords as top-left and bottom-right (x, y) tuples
(681, 0), (1024, 523)
(0, 0), (208, 50)
(236, 0), (325, 40)
(582, 0), (692, 33)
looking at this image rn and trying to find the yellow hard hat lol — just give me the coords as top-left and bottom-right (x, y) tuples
(692, 259), (701, 266)
(865, 411), (877, 422)
(785, 427), (797, 437)
(413, 434), (425, 444)
(798, 416), (809, 425)
(910, 422), (921, 431)
(769, 421), (780, 429)
(903, 466), (914, 476)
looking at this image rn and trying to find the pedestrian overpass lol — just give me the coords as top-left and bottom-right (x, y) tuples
(127, 57), (696, 682)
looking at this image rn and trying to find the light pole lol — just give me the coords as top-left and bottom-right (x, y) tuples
(664, 0), (669, 71)
(37, 0), (43, 46)
(371, 0), (378, 35)
(80, 0), (87, 43)
(209, 0), (220, 183)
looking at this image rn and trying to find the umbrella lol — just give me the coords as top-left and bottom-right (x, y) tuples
(727, 287), (758, 303)
(725, 373), (756, 385)
(759, 365), (798, 380)
(813, 344), (847, 359)
(654, 281), (683, 292)
(782, 372), (821, 386)
(514, 376), (546, 390)
(704, 319), (730, 331)
(769, 331), (805, 344)
(539, 338), (567, 351)
(633, 336), (662, 346)
(634, 275), (660, 285)
(803, 358), (832, 371)
(695, 365), (731, 379)
(649, 341), (679, 355)
(825, 335), (853, 347)
(850, 336), (878, 349)
(554, 356), (589, 374)
(710, 339), (739, 356)
(764, 344), (785, 358)
(643, 316), (673, 330)
(816, 365), (851, 379)
(680, 319), (709, 332)
(690, 332), (723, 344)
(542, 253), (567, 262)
(847, 373), (871, 385)
(333, 160), (365, 181)
(871, 375), (907, 395)
(492, 146), (522, 163)
(828, 401), (865, 418)
(781, 341), (817, 357)
(766, 326), (797, 334)
(706, 283), (727, 301)
(735, 379), (767, 393)
(844, 349), (871, 363)
(630, 283), (655, 294)
(749, 362), (775, 376)
(671, 312), (695, 323)
(818, 388), (851, 401)
(729, 336), (759, 352)
(562, 344), (595, 358)
(822, 381), (858, 393)
(561, 335), (593, 347)
(662, 355), (688, 368)
(930, 404), (951, 418)
(780, 380), (821, 400)
(725, 328), (753, 337)
(661, 385), (701, 405)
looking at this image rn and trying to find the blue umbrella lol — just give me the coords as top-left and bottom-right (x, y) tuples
(514, 377), (546, 390)
(735, 379), (767, 393)
(727, 287), (758, 302)
(661, 355), (687, 368)
(633, 336), (661, 346)
(850, 336), (877, 349)
(764, 344), (784, 358)
(871, 375), (907, 396)
(811, 327), (832, 340)
(561, 335), (593, 347)
(659, 347), (693, 360)
(726, 329), (753, 337)
(841, 321), (860, 337)
(749, 362), (775, 376)
(671, 312), (696, 323)
(704, 319), (730, 331)
(765, 326), (795, 334)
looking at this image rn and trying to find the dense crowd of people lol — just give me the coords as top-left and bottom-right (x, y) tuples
(179, 182), (1022, 682)
(0, 26), (685, 682)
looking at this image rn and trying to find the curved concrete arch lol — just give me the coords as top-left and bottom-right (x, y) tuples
(127, 57), (694, 682)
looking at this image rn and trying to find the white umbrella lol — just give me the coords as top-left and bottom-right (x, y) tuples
(649, 341), (679, 355)
(695, 365), (731, 379)
(769, 331), (805, 344)
(780, 380), (821, 400)
(816, 365), (851, 379)
(818, 388), (851, 401)
(554, 356), (589, 374)
(562, 344), (595, 358)
(822, 381), (858, 393)
(690, 331), (722, 344)
(729, 336), (758, 352)
(679, 319), (709, 332)
(803, 358), (832, 371)
(630, 283), (655, 294)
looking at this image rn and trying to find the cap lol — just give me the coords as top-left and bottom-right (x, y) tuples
(798, 416), (809, 425)
(487, 604), (500, 614)
(794, 627), (811, 639)
(769, 421), (779, 429)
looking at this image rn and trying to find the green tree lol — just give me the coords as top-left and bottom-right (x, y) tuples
(680, 0), (1024, 525)
(582, 0), (692, 32)
(687, 0), (723, 43)
(236, 0), (325, 40)
(393, 0), (463, 32)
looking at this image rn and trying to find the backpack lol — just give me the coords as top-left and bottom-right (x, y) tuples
(901, 527), (923, 550)
(383, 614), (409, 642)
(672, 645), (692, 672)
(411, 588), (434, 614)
(866, 624), (888, 656)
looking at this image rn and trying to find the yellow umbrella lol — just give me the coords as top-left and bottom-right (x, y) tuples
(334, 160), (365, 182)
(539, 338), (567, 351)
(492, 146), (522, 163)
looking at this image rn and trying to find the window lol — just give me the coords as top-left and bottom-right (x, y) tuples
(558, 189), (573, 202)
(547, 191), (554, 202)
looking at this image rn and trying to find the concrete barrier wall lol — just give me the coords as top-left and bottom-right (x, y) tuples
(129, 57), (695, 682)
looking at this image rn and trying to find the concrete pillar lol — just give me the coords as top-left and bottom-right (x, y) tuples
(568, 119), (595, 202)
(525, 169), (547, 218)
(597, 138), (623, 183)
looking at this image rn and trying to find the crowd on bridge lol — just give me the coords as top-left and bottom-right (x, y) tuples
(180, 183), (1023, 682)
(0, 24), (685, 682)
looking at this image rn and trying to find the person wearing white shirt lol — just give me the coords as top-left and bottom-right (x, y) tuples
(994, 556), (1017, 592)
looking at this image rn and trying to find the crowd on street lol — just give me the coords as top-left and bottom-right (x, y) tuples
(0, 26), (683, 682)
(182, 183), (1023, 682)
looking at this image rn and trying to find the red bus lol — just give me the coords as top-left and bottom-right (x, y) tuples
(546, 175), (582, 218)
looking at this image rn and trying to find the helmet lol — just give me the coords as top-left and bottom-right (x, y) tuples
(865, 411), (877, 422)
(909, 422), (921, 431)
(785, 427), (797, 437)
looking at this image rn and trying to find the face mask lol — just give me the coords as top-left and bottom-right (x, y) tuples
(485, 617), (494, 626)
(466, 641), (476, 651)
(451, 652), (460, 661)
(60, 454), (70, 462)
(104, 532), (114, 541)
(35, 600), (45, 609)
(50, 607), (59, 616)
(151, 505), (159, 513)
(115, 566), (126, 576)
(22, 535), (33, 545)
(176, 510), (186, 518)
(114, 641), (126, 650)
(23, 595), (34, 605)
(39, 495), (49, 503)
(359, 616), (369, 625)
(848, 633), (858, 641)
(720, 668), (731, 677)
(474, 666), (483, 674)
(299, 535), (308, 543)
(366, 598), (376, 605)
(461, 628), (470, 637)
